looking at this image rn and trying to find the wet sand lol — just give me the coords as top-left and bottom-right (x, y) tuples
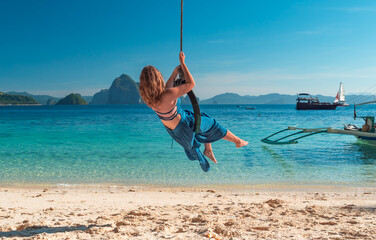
(0, 185), (375, 239)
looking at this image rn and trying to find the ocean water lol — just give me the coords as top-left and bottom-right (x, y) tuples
(0, 104), (376, 188)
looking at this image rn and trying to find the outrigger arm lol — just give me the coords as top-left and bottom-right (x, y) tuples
(261, 127), (328, 145)
(262, 126), (376, 145)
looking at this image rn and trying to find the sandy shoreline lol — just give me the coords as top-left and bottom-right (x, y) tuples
(1, 185), (375, 239)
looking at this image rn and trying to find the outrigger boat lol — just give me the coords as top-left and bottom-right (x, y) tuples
(261, 100), (376, 146)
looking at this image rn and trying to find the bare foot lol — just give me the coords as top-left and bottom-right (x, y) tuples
(236, 139), (249, 148)
(204, 149), (217, 164)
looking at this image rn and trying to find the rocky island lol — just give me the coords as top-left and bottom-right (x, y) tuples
(0, 92), (39, 105)
(55, 93), (87, 105)
(91, 74), (142, 104)
(90, 74), (198, 105)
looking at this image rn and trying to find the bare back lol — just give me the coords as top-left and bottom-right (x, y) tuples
(150, 52), (194, 130)
(152, 94), (181, 130)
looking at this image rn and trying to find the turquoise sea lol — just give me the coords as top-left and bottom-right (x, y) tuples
(1, 104), (376, 188)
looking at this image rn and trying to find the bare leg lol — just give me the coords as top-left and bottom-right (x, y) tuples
(223, 130), (249, 148)
(203, 143), (217, 164)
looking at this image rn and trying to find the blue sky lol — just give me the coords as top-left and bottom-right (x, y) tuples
(1, 0), (376, 99)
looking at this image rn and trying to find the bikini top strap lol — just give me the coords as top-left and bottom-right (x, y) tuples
(154, 98), (181, 115)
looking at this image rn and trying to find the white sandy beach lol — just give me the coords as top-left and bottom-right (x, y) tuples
(0, 185), (375, 239)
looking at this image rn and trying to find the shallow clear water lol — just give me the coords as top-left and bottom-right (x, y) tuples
(0, 104), (375, 187)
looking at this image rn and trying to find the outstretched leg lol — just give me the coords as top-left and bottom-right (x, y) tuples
(203, 143), (217, 164)
(223, 130), (249, 148)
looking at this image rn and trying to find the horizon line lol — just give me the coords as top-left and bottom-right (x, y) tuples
(3, 90), (374, 100)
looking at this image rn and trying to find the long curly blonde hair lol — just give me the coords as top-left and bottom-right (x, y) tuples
(139, 66), (166, 108)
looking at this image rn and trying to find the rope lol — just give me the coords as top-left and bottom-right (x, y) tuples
(180, 0), (183, 52)
(178, 0), (202, 134)
(345, 82), (376, 104)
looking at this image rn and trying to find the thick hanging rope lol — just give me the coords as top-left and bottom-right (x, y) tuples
(180, 0), (183, 52)
(176, 0), (201, 134)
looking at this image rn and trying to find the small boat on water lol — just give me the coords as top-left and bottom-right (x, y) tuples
(296, 93), (338, 110)
(334, 82), (349, 107)
(261, 100), (376, 146)
(237, 105), (255, 110)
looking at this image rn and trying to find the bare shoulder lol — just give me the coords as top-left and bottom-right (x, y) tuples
(154, 90), (177, 111)
(160, 88), (179, 102)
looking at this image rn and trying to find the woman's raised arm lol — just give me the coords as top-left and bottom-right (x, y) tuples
(164, 52), (195, 100)
(165, 66), (180, 89)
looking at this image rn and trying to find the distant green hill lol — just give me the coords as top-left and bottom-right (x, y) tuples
(200, 93), (297, 104)
(6, 91), (92, 105)
(0, 92), (39, 105)
(6, 91), (59, 105)
(200, 92), (375, 105)
(56, 93), (87, 105)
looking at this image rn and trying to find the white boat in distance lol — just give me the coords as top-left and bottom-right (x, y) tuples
(334, 82), (349, 106)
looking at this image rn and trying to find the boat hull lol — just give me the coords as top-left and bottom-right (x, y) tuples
(356, 136), (376, 146)
(337, 104), (350, 107)
(296, 103), (338, 110)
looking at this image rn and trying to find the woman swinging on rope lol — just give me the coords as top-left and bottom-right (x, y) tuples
(139, 52), (248, 172)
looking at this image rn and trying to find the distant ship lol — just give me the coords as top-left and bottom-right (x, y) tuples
(296, 93), (338, 110)
(296, 83), (349, 110)
(334, 82), (349, 106)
